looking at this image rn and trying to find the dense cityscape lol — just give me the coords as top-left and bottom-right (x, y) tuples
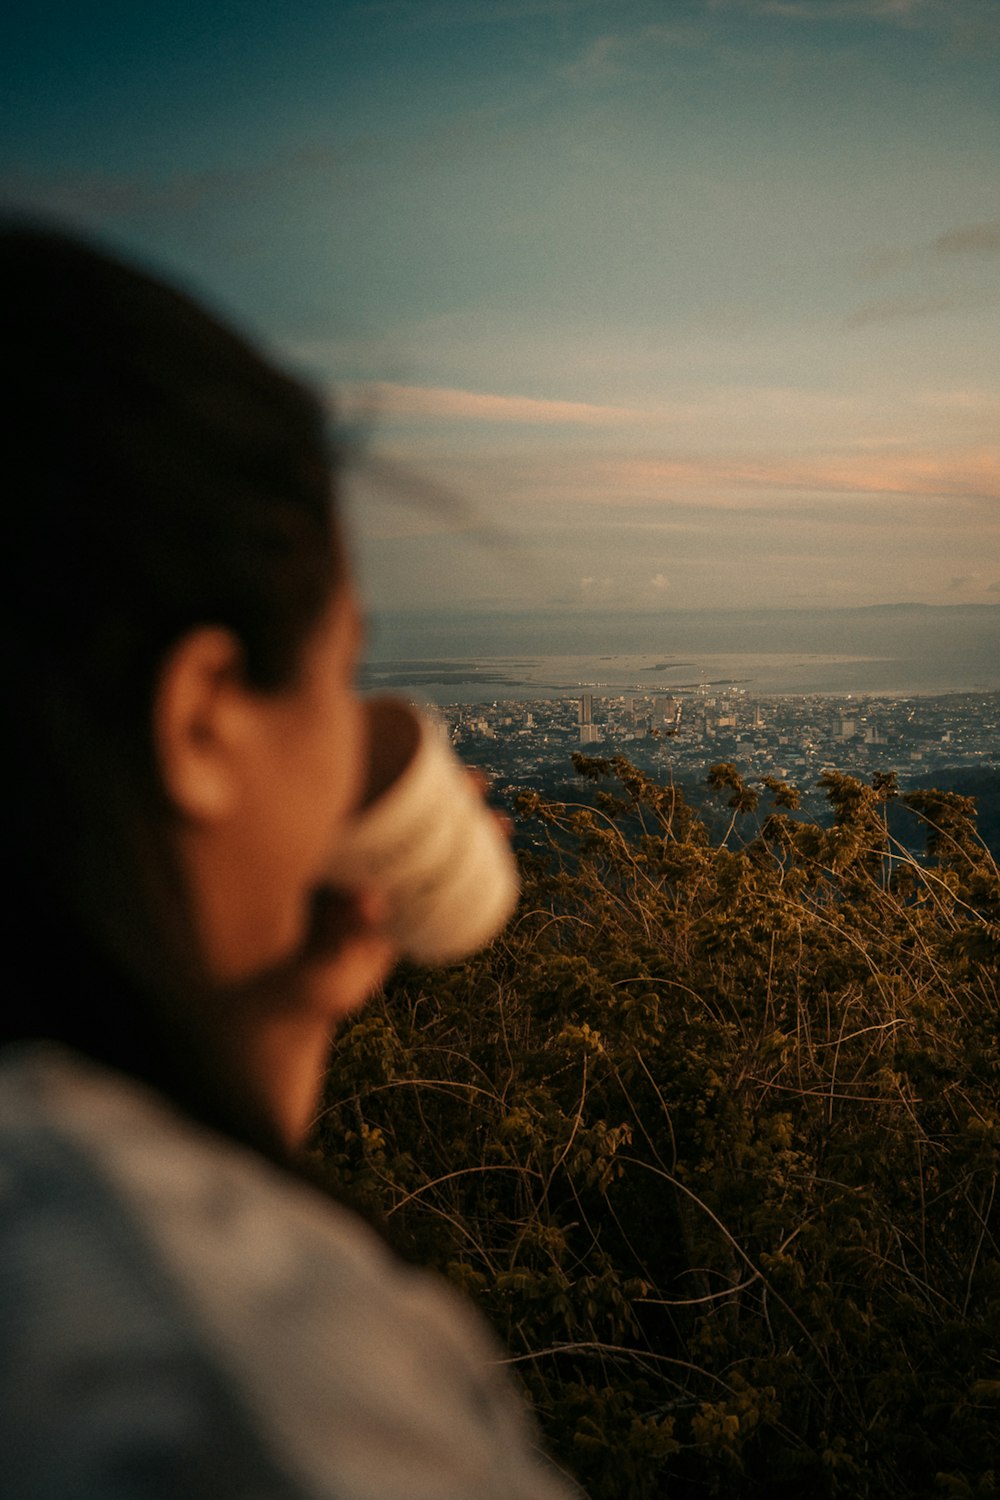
(440, 686), (1000, 836)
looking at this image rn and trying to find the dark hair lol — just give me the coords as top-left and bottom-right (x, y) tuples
(0, 223), (343, 1148)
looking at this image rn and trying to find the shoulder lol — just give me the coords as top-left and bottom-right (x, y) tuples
(0, 1044), (305, 1496)
(0, 1045), (579, 1500)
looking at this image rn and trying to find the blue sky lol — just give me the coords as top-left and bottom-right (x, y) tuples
(3, 0), (999, 621)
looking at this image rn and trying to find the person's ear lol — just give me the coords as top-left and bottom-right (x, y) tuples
(153, 627), (257, 823)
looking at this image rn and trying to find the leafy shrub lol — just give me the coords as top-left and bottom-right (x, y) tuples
(317, 757), (1000, 1499)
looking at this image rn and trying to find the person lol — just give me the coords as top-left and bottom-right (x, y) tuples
(0, 222), (579, 1498)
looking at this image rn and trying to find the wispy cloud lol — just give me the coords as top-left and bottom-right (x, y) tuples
(372, 441), (1000, 530)
(561, 34), (630, 86)
(339, 381), (651, 426)
(859, 219), (1000, 285)
(845, 288), (996, 327)
(600, 445), (1000, 504)
(709, 0), (926, 22)
(560, 21), (705, 85)
(341, 377), (960, 447)
(934, 220), (1000, 256)
(712, 0), (1000, 48)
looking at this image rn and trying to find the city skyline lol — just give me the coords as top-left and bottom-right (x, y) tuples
(3, 0), (998, 624)
(440, 683), (1000, 856)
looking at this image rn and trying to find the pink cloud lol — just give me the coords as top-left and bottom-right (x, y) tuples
(348, 381), (648, 426)
(599, 446), (1000, 504)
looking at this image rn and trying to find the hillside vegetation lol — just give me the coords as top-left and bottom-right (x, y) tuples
(318, 757), (1000, 1499)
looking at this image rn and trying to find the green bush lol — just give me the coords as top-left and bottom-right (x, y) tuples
(317, 757), (1000, 1499)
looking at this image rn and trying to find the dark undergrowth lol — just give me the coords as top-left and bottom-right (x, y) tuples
(318, 757), (1000, 1499)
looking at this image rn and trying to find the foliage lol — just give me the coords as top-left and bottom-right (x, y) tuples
(317, 755), (1000, 1499)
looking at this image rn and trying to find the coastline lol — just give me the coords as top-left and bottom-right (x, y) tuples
(360, 651), (1000, 705)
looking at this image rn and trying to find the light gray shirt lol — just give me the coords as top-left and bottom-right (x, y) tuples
(0, 1045), (580, 1499)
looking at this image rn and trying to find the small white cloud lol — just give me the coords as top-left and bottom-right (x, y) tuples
(579, 575), (618, 599)
(651, 573), (670, 590)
